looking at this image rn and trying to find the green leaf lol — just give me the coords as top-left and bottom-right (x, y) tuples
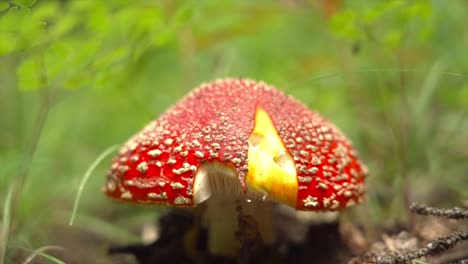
(17, 56), (43, 91)
(173, 6), (194, 26)
(0, 2), (10, 12)
(0, 5), (44, 51)
(7, 5), (19, 14)
(362, 8), (382, 24)
(50, 14), (79, 38)
(31, 2), (59, 21)
(18, 6), (31, 15)
(74, 38), (101, 63)
(15, 7), (49, 49)
(12, 0), (36, 8)
(381, 0), (404, 12)
(44, 41), (72, 80)
(69, 0), (90, 11)
(131, 41), (151, 62)
(0, 7), (19, 35)
(152, 27), (175, 47)
(0, 34), (16, 56)
(87, 3), (109, 34)
(93, 47), (127, 69)
(383, 30), (401, 47)
(63, 73), (91, 90)
(134, 7), (164, 34)
(330, 10), (359, 41)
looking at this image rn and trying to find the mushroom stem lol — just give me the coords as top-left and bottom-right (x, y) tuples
(193, 161), (277, 256)
(203, 195), (239, 255)
(202, 195), (276, 256)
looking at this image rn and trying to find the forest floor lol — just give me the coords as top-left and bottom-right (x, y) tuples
(50, 203), (468, 264)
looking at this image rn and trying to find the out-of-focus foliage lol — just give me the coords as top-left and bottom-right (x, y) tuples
(1, 0), (192, 91)
(331, 0), (434, 47)
(0, 0), (467, 263)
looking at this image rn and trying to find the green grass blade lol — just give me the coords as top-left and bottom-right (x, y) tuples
(0, 185), (13, 264)
(31, 252), (66, 264)
(415, 61), (445, 115)
(69, 145), (120, 226)
(23, 245), (65, 264)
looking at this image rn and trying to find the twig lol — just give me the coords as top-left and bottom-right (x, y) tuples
(410, 203), (468, 220)
(377, 231), (468, 264)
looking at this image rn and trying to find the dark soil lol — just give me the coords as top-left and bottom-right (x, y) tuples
(108, 210), (352, 264)
(107, 207), (468, 264)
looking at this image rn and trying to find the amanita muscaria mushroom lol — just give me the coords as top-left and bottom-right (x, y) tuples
(104, 78), (368, 255)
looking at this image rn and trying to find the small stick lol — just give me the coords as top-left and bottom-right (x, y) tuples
(377, 231), (468, 264)
(410, 203), (468, 220)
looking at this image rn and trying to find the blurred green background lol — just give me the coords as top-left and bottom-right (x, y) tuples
(1, 0), (467, 263)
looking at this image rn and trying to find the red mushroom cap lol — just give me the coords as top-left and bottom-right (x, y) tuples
(104, 78), (368, 210)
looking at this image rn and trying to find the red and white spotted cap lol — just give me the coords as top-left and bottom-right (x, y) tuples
(104, 78), (368, 210)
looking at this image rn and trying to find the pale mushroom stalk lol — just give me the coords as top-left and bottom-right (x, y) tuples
(192, 161), (277, 256)
(103, 78), (368, 258)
